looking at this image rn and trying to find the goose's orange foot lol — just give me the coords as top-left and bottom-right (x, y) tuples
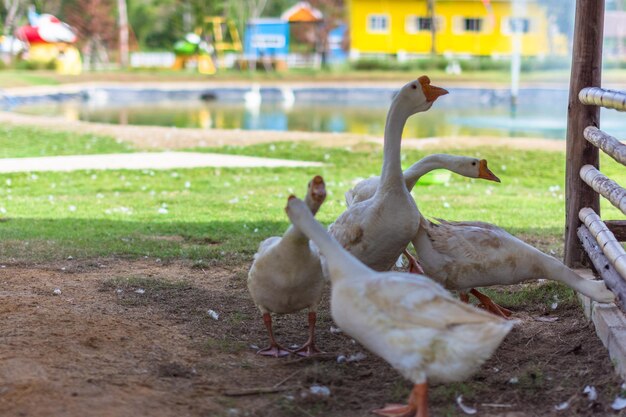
(257, 344), (291, 358)
(293, 342), (321, 357)
(470, 288), (512, 319)
(373, 383), (429, 417)
(294, 311), (322, 357)
(258, 312), (291, 357)
(404, 249), (425, 275)
(372, 404), (416, 417)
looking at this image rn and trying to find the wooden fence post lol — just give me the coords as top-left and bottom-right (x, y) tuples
(564, 0), (605, 267)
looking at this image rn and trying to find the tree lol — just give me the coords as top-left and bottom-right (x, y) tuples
(63, 0), (117, 69)
(308, 0), (345, 67)
(117, 0), (129, 67)
(225, 0), (268, 40)
(2, 0), (22, 37)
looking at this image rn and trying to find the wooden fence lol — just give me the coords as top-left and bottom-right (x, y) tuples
(564, 0), (626, 310)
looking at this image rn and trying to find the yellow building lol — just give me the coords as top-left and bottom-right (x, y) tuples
(348, 0), (568, 58)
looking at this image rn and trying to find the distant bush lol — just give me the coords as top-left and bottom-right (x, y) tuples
(351, 56), (450, 71)
(351, 58), (395, 71)
(458, 57), (510, 72)
(351, 55), (573, 73)
(603, 59), (626, 70)
(13, 59), (56, 70)
(521, 56), (571, 72)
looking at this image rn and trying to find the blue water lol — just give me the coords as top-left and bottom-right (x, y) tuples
(9, 87), (626, 140)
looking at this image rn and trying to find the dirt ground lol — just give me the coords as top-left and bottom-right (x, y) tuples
(1, 258), (625, 417)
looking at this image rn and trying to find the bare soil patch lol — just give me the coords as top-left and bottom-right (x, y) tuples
(0, 259), (623, 417)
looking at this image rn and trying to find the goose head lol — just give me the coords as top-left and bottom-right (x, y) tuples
(450, 157), (501, 183)
(304, 175), (327, 214)
(393, 75), (449, 115)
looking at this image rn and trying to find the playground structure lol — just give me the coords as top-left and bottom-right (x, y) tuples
(243, 2), (334, 70)
(169, 2), (345, 73)
(15, 6), (82, 74)
(172, 17), (242, 74)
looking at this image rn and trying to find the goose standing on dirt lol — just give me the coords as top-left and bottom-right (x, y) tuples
(412, 218), (615, 316)
(329, 76), (448, 272)
(247, 176), (327, 357)
(344, 154), (500, 275)
(344, 154), (614, 314)
(285, 195), (513, 417)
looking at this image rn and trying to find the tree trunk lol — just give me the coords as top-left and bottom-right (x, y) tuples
(117, 0), (129, 68)
(3, 0), (21, 37)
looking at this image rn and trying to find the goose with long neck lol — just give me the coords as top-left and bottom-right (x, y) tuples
(286, 195), (513, 417)
(344, 154), (505, 309)
(328, 76), (448, 272)
(247, 176), (327, 357)
(412, 218), (615, 309)
(345, 154), (500, 207)
(344, 153), (614, 313)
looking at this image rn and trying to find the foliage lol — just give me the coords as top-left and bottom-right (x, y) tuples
(129, 0), (181, 50)
(351, 57), (448, 71)
(12, 57), (57, 70)
(350, 55), (572, 73)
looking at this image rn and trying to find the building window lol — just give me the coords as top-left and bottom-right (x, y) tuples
(464, 18), (483, 32)
(418, 17), (433, 31)
(406, 15), (444, 34)
(367, 14), (389, 33)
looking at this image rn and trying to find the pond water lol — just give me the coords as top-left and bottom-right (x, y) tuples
(10, 87), (626, 140)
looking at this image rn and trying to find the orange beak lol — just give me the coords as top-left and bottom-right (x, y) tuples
(418, 75), (449, 102)
(478, 160), (501, 183)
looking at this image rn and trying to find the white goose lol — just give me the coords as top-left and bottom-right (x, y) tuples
(329, 76), (448, 272)
(412, 218), (616, 313)
(345, 154), (500, 207)
(285, 195), (513, 417)
(247, 176), (327, 357)
(344, 154), (500, 274)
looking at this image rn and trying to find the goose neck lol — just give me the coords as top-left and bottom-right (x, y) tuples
(404, 154), (450, 191)
(379, 101), (410, 188)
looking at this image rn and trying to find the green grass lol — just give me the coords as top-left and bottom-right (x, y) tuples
(1, 130), (625, 264)
(0, 70), (61, 88)
(0, 125), (135, 158)
(481, 281), (578, 310)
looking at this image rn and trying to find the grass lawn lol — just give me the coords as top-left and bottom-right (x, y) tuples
(1, 124), (625, 265)
(0, 125), (135, 158)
